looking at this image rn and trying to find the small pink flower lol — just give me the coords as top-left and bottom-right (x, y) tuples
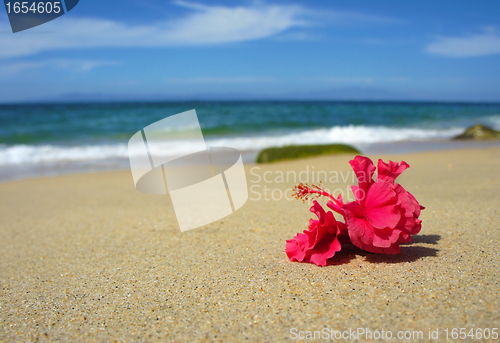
(343, 156), (424, 254)
(286, 201), (344, 266)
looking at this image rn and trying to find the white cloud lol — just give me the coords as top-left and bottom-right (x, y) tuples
(0, 59), (118, 74)
(0, 1), (306, 58)
(0, 1), (403, 59)
(426, 27), (500, 57)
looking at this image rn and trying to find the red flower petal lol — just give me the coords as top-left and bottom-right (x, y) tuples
(343, 201), (373, 248)
(349, 156), (376, 197)
(286, 234), (309, 262)
(308, 233), (342, 266)
(363, 181), (401, 230)
(407, 191), (425, 217)
(398, 232), (412, 244)
(377, 159), (410, 184)
(394, 184), (423, 238)
(285, 201), (343, 266)
(372, 226), (401, 248)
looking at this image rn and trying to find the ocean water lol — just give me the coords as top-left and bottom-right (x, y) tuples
(1, 101), (500, 180)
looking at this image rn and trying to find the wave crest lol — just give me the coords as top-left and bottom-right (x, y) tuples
(0, 125), (464, 166)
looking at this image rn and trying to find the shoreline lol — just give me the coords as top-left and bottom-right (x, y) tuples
(1, 139), (500, 183)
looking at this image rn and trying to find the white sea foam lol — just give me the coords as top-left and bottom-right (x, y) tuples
(206, 125), (463, 149)
(0, 125), (464, 166)
(0, 144), (130, 165)
(482, 114), (500, 130)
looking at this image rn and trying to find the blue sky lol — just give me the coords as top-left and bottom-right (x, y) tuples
(1, 0), (500, 102)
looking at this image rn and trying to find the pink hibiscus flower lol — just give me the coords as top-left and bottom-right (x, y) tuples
(342, 156), (424, 254)
(285, 200), (345, 266)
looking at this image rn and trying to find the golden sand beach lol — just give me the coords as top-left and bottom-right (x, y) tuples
(1, 147), (499, 341)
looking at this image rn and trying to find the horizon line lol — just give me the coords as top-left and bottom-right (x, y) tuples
(2, 98), (500, 106)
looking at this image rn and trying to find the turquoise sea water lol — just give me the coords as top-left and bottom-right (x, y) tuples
(1, 101), (500, 180)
